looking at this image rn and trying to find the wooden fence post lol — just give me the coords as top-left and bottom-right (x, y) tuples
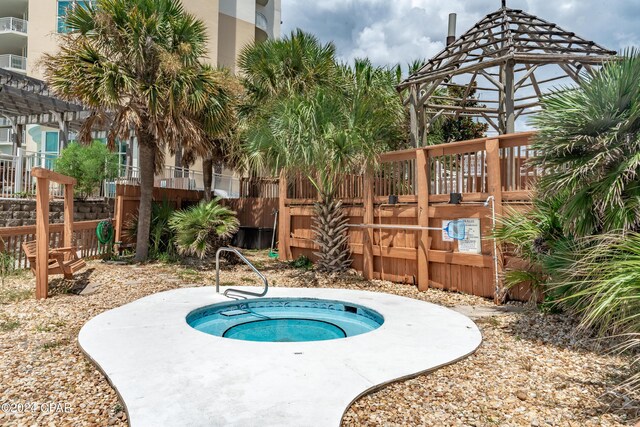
(485, 138), (505, 303)
(35, 177), (49, 300)
(362, 171), (374, 280)
(114, 193), (124, 248)
(278, 171), (291, 260)
(416, 148), (430, 290)
(63, 183), (74, 249)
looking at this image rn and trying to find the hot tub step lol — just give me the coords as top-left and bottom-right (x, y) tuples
(220, 309), (250, 317)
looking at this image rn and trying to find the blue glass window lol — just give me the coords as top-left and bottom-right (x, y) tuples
(43, 132), (59, 169)
(57, 0), (95, 33)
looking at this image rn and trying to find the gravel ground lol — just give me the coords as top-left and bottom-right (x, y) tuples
(0, 250), (637, 426)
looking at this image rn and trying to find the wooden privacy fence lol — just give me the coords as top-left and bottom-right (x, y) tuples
(113, 183), (279, 247)
(0, 219), (110, 270)
(113, 184), (208, 246)
(278, 131), (537, 301)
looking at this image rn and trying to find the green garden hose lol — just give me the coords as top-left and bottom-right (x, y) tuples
(96, 220), (115, 246)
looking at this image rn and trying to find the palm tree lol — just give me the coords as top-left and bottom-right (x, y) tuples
(169, 198), (239, 258)
(244, 58), (405, 272)
(530, 49), (640, 236)
(43, 0), (234, 261)
(238, 29), (337, 118)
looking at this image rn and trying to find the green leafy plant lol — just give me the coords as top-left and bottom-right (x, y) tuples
(288, 255), (313, 270)
(54, 141), (118, 199)
(169, 198), (239, 259)
(530, 48), (640, 236)
(125, 200), (177, 261)
(493, 194), (571, 302)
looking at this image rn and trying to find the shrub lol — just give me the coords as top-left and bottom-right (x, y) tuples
(288, 255), (313, 270)
(124, 200), (177, 261)
(54, 141), (119, 199)
(530, 49), (640, 236)
(169, 198), (239, 259)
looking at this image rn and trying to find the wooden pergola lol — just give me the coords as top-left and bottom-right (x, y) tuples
(397, 0), (616, 145)
(33, 168), (76, 299)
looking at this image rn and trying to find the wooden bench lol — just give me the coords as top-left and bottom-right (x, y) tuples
(22, 241), (86, 280)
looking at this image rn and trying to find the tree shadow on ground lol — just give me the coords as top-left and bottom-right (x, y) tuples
(48, 268), (96, 296)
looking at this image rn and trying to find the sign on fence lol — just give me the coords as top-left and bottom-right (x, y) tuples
(442, 218), (482, 254)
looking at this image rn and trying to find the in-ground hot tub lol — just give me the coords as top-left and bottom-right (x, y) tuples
(79, 287), (482, 426)
(186, 298), (384, 342)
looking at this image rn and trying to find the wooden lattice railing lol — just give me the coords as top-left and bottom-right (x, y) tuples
(280, 132), (538, 302)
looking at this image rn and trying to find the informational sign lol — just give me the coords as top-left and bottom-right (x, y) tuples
(442, 218), (482, 254)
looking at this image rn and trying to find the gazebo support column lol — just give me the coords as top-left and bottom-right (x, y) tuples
(409, 85), (420, 147)
(503, 59), (515, 134)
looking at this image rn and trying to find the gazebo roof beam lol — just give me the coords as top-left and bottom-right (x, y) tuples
(514, 101), (541, 110)
(511, 29), (583, 37)
(478, 70), (504, 90)
(514, 94), (541, 103)
(425, 110), (498, 119)
(423, 38), (510, 67)
(514, 109), (539, 119)
(424, 103), (497, 113)
(558, 63), (581, 84)
(429, 95), (500, 104)
(455, 71), (480, 119)
(440, 82), (500, 91)
(516, 8), (614, 51)
(480, 112), (500, 131)
(513, 53), (612, 63)
(515, 45), (616, 55)
(518, 73), (571, 88)
(402, 55), (512, 88)
(513, 37), (605, 47)
(514, 64), (539, 90)
(524, 64), (543, 98)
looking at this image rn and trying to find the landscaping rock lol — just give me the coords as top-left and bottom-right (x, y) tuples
(0, 254), (636, 426)
(12, 211), (30, 220)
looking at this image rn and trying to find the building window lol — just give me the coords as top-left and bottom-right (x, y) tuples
(43, 131), (59, 169)
(92, 137), (128, 171)
(57, 0), (95, 33)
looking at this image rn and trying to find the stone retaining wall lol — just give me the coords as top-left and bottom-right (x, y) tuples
(0, 199), (113, 227)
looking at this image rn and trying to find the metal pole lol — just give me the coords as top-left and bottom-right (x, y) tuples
(14, 147), (23, 194)
(484, 196), (500, 300)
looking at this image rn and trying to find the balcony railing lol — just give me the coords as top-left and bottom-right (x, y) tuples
(0, 54), (26, 72)
(0, 17), (28, 34)
(255, 12), (268, 32)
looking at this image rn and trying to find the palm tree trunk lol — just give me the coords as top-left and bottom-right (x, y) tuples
(134, 132), (156, 262)
(312, 195), (351, 272)
(203, 156), (213, 201)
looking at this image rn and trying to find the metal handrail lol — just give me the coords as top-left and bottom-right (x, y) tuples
(215, 247), (268, 298)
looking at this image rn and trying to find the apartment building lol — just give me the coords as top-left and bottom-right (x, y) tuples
(0, 0), (281, 173)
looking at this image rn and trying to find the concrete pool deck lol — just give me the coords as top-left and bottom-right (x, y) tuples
(79, 287), (482, 427)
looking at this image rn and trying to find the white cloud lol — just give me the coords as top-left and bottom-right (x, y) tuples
(281, 0), (634, 70)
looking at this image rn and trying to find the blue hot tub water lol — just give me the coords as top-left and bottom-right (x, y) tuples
(186, 298), (384, 342)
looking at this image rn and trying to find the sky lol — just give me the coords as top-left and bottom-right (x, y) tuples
(280, 0), (638, 72)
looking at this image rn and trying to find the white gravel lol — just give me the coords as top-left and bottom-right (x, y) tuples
(0, 251), (636, 426)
